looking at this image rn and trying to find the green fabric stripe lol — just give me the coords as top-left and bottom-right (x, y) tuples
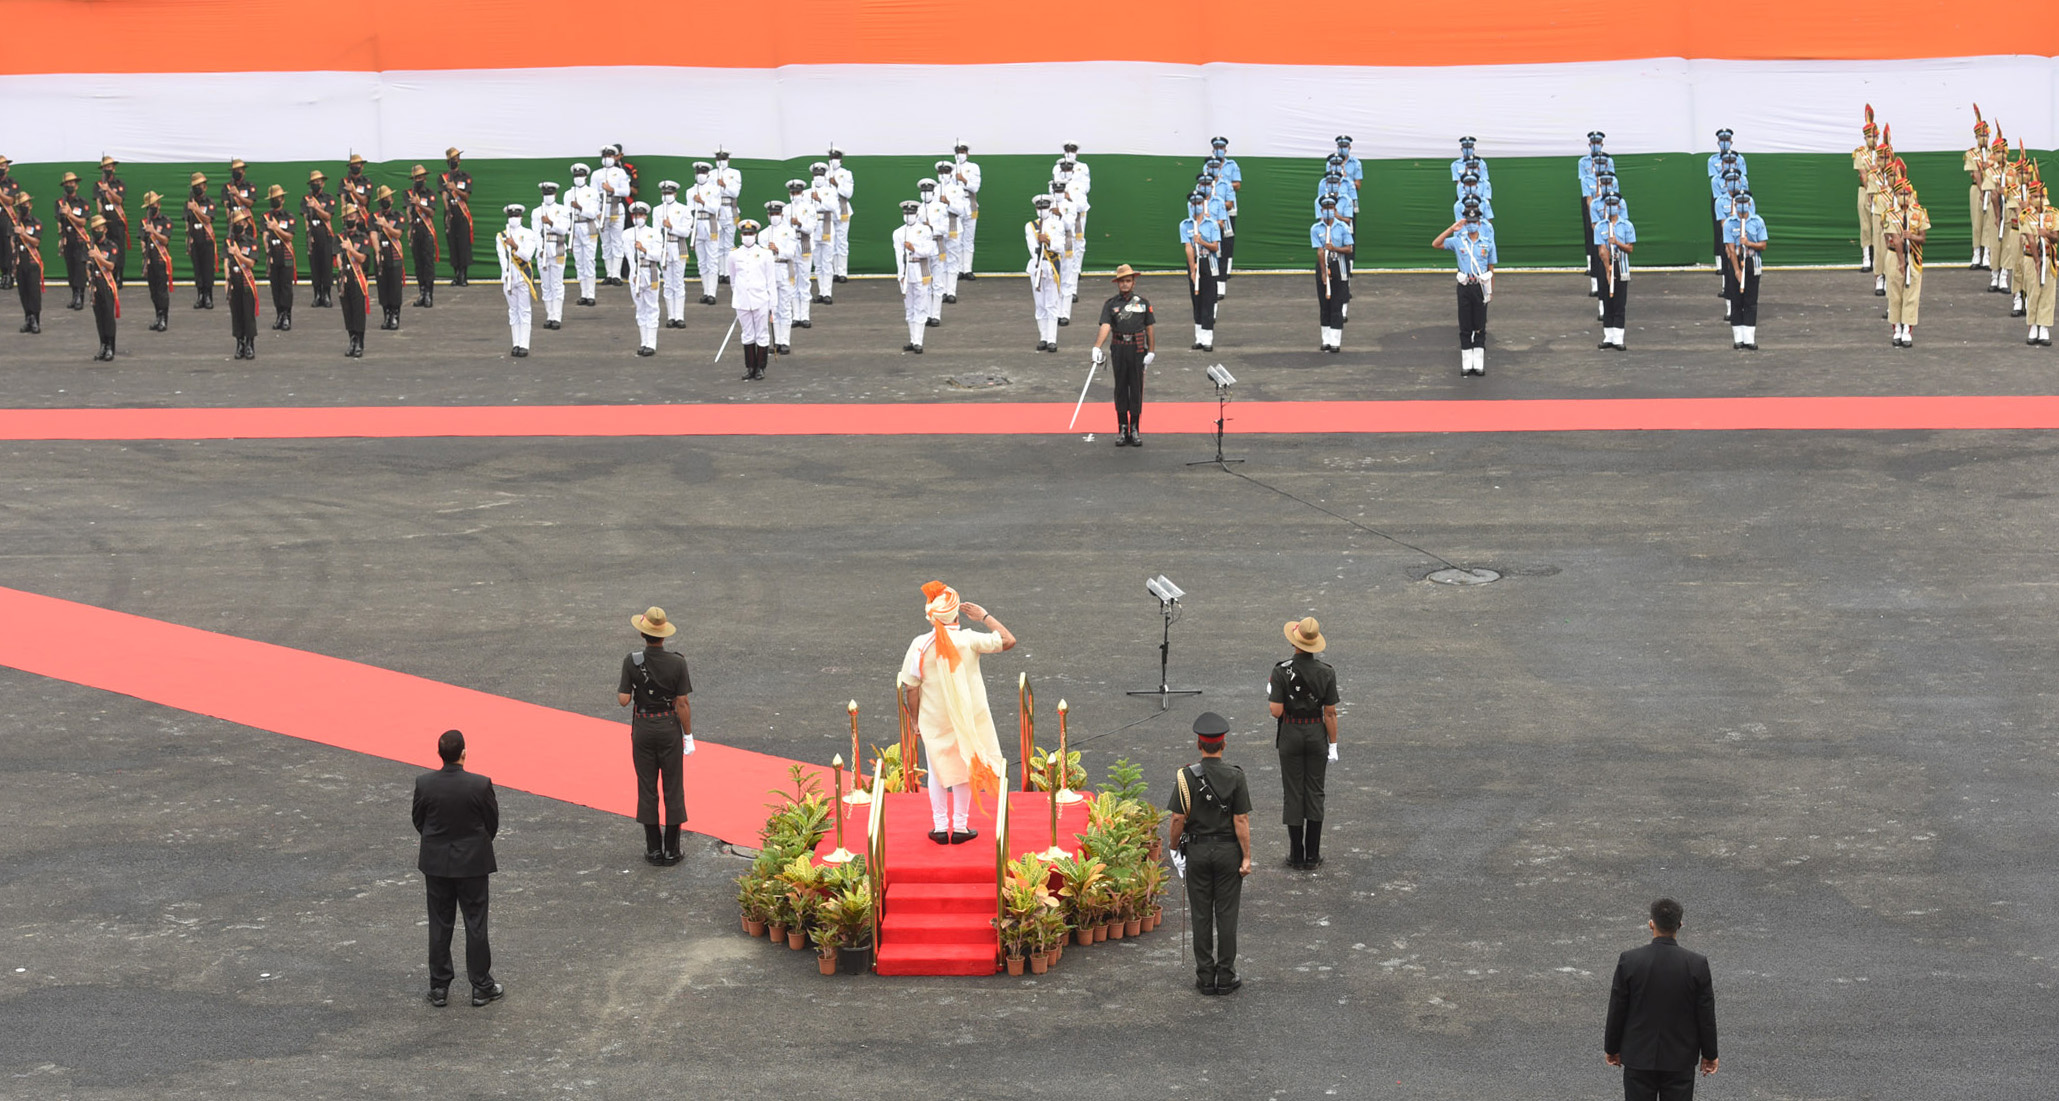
(6, 151), (2046, 280)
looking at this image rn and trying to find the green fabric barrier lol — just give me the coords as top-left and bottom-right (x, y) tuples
(5, 149), (2044, 282)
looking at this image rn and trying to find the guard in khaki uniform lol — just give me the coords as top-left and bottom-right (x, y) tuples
(1269, 617), (1339, 869)
(1966, 108), (1991, 268)
(2020, 181), (2056, 346)
(1880, 177), (1928, 348)
(1854, 106), (1880, 271)
(1165, 712), (1251, 996)
(1982, 134), (2008, 292)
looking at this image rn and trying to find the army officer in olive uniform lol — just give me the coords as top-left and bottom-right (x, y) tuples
(1270, 616), (1339, 869)
(1166, 711), (1252, 995)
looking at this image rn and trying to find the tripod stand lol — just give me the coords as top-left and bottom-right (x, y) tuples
(1126, 598), (1202, 711)
(1186, 381), (1244, 468)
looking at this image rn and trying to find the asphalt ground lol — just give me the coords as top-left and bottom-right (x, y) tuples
(1, 265), (2055, 1100)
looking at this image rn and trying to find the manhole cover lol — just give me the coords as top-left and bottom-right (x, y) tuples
(946, 373), (1010, 389)
(1427, 567), (1501, 586)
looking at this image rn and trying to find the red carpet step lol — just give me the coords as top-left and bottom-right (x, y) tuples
(820, 791), (1090, 977)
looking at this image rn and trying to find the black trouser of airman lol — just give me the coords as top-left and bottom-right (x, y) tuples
(1185, 838), (1243, 988)
(1316, 256), (1350, 329)
(89, 276), (117, 357)
(146, 252), (171, 328)
(268, 250), (295, 328)
(1190, 259), (1218, 331)
(189, 236), (216, 307)
(411, 227), (437, 305)
(1602, 263), (1630, 329)
(1581, 196), (1600, 296)
(1220, 219), (1235, 284)
(1723, 262), (1760, 326)
(309, 230), (335, 306)
(447, 212), (472, 284)
(1457, 281), (1488, 348)
(17, 255), (43, 330)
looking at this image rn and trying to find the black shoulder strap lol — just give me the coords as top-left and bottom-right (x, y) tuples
(630, 650), (674, 703)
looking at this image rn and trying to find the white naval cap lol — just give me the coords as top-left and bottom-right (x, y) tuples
(692, 162), (712, 172)
(899, 200), (920, 213)
(917, 179), (937, 191)
(809, 162), (829, 175)
(786, 179), (807, 191)
(503, 203), (525, 215)
(538, 181), (559, 193)
(570, 162), (591, 175)
(629, 200), (650, 214)
(659, 179), (680, 192)
(764, 200), (784, 211)
(1032, 195), (1053, 207)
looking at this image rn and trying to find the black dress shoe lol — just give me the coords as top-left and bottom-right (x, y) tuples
(834, 274), (848, 284)
(1284, 856), (1304, 870)
(928, 829), (950, 844)
(1044, 344), (1058, 353)
(1129, 432), (1142, 447)
(1196, 979), (1216, 995)
(1215, 976), (1242, 995)
(718, 274), (729, 285)
(796, 319), (811, 328)
(948, 828), (979, 844)
(925, 317), (940, 327)
(579, 297), (595, 306)
(902, 342), (916, 352)
(428, 988), (448, 1007)
(470, 983), (504, 1007)
(1036, 341), (1049, 351)
(545, 319), (560, 329)
(960, 271), (977, 280)
(700, 295), (717, 305)
(777, 344), (790, 354)
(943, 294), (957, 304)
(645, 849), (666, 865)
(910, 344), (923, 354)
(1057, 317), (1069, 326)
(818, 297), (832, 306)
(1112, 430), (1128, 447)
(661, 851), (684, 866)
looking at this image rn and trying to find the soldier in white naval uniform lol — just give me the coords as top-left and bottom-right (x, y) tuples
(952, 142), (982, 279)
(761, 199), (798, 355)
(624, 201), (663, 356)
(593, 147), (632, 287)
(916, 179), (949, 327)
(687, 163), (721, 305)
(564, 163), (601, 306)
(808, 164), (840, 304)
(783, 180), (817, 330)
(653, 180), (693, 328)
(726, 218), (777, 380)
(1026, 194), (1064, 352)
(893, 199), (937, 353)
(495, 203), (539, 357)
(827, 147), (855, 282)
(933, 161), (969, 304)
(530, 181), (569, 330)
(711, 148), (742, 286)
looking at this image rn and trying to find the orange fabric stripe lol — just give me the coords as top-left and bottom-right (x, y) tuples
(1, 0), (2047, 74)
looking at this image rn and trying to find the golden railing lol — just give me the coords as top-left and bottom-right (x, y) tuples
(866, 759), (886, 968)
(993, 763), (1009, 967)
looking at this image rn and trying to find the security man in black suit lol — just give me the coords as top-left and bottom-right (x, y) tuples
(615, 606), (694, 866)
(411, 729), (503, 1008)
(1605, 897), (1719, 1100)
(1270, 616), (1339, 869)
(1165, 711), (1252, 995)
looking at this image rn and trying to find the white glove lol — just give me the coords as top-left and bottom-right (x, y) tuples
(682, 734), (697, 756)
(1090, 346), (1104, 366)
(1170, 851), (1187, 879)
(1142, 351), (1155, 367)
(1327, 742), (1339, 762)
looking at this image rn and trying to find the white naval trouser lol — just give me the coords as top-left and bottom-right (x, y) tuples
(715, 205), (737, 280)
(663, 241), (688, 320)
(940, 220), (962, 297)
(503, 281), (532, 349)
(1060, 241), (1082, 316)
(834, 211), (852, 277)
(901, 275), (928, 346)
(601, 210), (625, 278)
(1032, 270), (1060, 344)
(632, 265), (660, 348)
(694, 224), (719, 300)
(793, 247), (814, 322)
(539, 241), (566, 322)
(772, 265), (796, 345)
(572, 224), (598, 300)
(735, 306), (769, 347)
(962, 208), (979, 273)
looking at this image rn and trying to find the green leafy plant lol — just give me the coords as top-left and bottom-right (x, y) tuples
(1097, 757), (1150, 802)
(873, 743), (927, 794)
(1028, 747), (1086, 792)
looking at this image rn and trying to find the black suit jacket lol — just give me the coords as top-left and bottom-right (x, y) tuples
(1605, 935), (1718, 1071)
(412, 763), (499, 878)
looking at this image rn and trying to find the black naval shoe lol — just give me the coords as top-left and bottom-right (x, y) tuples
(833, 274), (849, 284)
(1044, 344), (1058, 354)
(1191, 342), (1204, 350)
(700, 294), (717, 305)
(428, 987), (448, 1008)
(902, 342), (916, 352)
(910, 344), (923, 354)
(960, 271), (977, 280)
(1036, 341), (1049, 352)
(818, 296), (833, 306)
(718, 274), (729, 285)
(545, 319), (560, 330)
(925, 317), (940, 327)
(776, 344), (790, 355)
(943, 294), (956, 304)
(796, 319), (811, 328)
(470, 983), (504, 1008)
(1057, 317), (1069, 327)
(604, 277), (622, 287)
(578, 297), (595, 306)
(637, 346), (656, 357)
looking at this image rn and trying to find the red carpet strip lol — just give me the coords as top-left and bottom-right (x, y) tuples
(0, 585), (809, 846)
(3, 395), (2058, 441)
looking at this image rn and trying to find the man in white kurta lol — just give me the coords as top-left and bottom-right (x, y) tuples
(897, 582), (1016, 842)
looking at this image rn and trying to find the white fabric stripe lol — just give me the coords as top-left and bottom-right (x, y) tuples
(2, 58), (2052, 164)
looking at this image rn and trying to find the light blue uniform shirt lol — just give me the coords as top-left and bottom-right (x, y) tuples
(1710, 170), (1748, 199)
(1589, 193), (1630, 222)
(1314, 189), (1356, 220)
(1712, 191), (1742, 223)
(1455, 195), (1496, 221)
(1180, 214), (1222, 249)
(1592, 215), (1635, 247)
(1706, 149), (1748, 179)
(1310, 217), (1354, 250)
(1578, 151), (1609, 187)
(1722, 212), (1768, 249)
(1213, 157), (1242, 187)
(1337, 149), (1363, 190)
(1445, 224), (1497, 276)
(1451, 156), (1490, 183)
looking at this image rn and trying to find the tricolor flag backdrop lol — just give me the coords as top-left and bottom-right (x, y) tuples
(2, 0), (2053, 278)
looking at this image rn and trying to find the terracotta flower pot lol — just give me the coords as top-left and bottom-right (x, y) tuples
(817, 950), (838, 975)
(1093, 923), (1108, 943)
(1006, 954), (1025, 976)
(744, 918), (768, 938)
(787, 929), (808, 950)
(1075, 927), (1094, 947)
(1109, 920), (1126, 940)
(1053, 943), (1064, 964)
(1149, 909), (1162, 931)
(1029, 953), (1049, 974)
(769, 922), (788, 943)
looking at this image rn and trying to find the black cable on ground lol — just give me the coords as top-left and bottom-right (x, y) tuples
(1206, 460), (1467, 572)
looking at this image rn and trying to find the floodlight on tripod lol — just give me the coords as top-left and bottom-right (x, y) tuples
(1127, 575), (1202, 709)
(1187, 365), (1245, 468)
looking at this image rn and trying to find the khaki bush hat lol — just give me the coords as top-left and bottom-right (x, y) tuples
(1285, 617), (1326, 653)
(632, 607), (677, 637)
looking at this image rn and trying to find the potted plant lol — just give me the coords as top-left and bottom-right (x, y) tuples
(1029, 746), (1088, 793)
(736, 872), (777, 938)
(1051, 853), (1106, 947)
(827, 884), (874, 975)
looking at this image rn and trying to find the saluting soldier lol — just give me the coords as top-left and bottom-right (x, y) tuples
(304, 171), (336, 308)
(221, 158), (256, 219)
(94, 156), (128, 288)
(1966, 108), (1992, 268)
(13, 192), (43, 333)
(1180, 190), (1223, 351)
(335, 206), (371, 358)
(1165, 711), (1252, 996)
(440, 147), (474, 286)
(139, 191), (174, 332)
(407, 165), (439, 308)
(2017, 180), (2054, 346)
(371, 186), (407, 330)
(495, 202), (539, 358)
(1880, 176), (1928, 348)
(1089, 264), (1157, 446)
(341, 153), (373, 222)
(1854, 106), (1881, 271)
(85, 215), (120, 361)
(260, 184), (297, 331)
(1026, 195), (1064, 352)
(184, 172), (216, 310)
(1594, 192), (1635, 350)
(1722, 190), (1768, 350)
(1435, 199), (1496, 376)
(0, 156), (21, 291)
(55, 172), (92, 311)
(224, 209), (262, 360)
(531, 181), (569, 331)
(1312, 196), (1352, 353)
(892, 199), (936, 353)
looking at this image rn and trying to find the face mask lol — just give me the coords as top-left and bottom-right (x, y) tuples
(828, 158), (841, 170)
(695, 173), (708, 183)
(740, 233), (756, 246)
(937, 173), (950, 183)
(631, 216), (645, 227)
(904, 214), (917, 226)
(508, 218), (521, 230)
(1190, 206), (1204, 218)
(716, 159), (729, 169)
(1322, 212), (1334, 223)
(602, 157), (615, 167)
(955, 152), (968, 163)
